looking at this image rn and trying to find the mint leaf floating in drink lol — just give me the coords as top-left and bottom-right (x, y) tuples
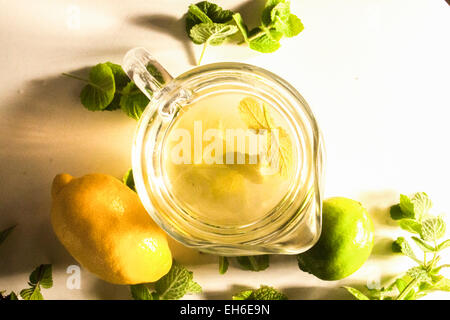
(237, 97), (293, 177)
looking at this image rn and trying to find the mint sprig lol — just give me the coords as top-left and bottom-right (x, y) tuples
(344, 192), (450, 300)
(63, 62), (165, 119)
(19, 264), (53, 300)
(185, 0), (304, 64)
(233, 285), (287, 300)
(130, 261), (202, 300)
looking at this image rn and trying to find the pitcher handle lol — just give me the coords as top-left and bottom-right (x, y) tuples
(122, 47), (173, 99)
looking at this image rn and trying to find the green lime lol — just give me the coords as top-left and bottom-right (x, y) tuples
(297, 197), (374, 281)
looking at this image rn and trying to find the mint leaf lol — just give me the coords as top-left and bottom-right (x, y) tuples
(186, 280), (202, 294)
(232, 290), (253, 300)
(155, 261), (202, 300)
(411, 236), (436, 252)
(190, 23), (238, 46)
(79, 63), (115, 111)
(219, 256), (229, 275)
(433, 278), (450, 291)
(261, 0), (285, 27)
(236, 255), (269, 271)
(232, 13), (249, 43)
(123, 168), (136, 192)
(20, 264), (53, 300)
(407, 266), (431, 282)
(390, 204), (408, 220)
(343, 286), (370, 300)
(398, 219), (422, 234)
(29, 264), (53, 289)
(186, 2), (234, 44)
(437, 239), (450, 252)
(130, 284), (155, 300)
(392, 237), (421, 264)
(119, 82), (150, 120)
(0, 225), (16, 247)
(190, 23), (238, 64)
(399, 194), (416, 219)
(104, 62), (130, 111)
(411, 192), (432, 220)
(20, 287), (43, 300)
(233, 285), (287, 300)
(421, 216), (446, 241)
(249, 29), (282, 53)
(280, 14), (304, 38)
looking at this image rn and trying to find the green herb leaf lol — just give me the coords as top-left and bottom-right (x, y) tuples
(130, 284), (155, 300)
(0, 225), (16, 247)
(20, 264), (53, 300)
(186, 2), (234, 44)
(392, 237), (421, 264)
(232, 13), (249, 43)
(261, 0), (285, 27)
(80, 63), (115, 111)
(407, 266), (431, 282)
(154, 261), (202, 300)
(219, 256), (229, 275)
(190, 23), (238, 46)
(390, 204), (408, 220)
(421, 216), (446, 241)
(104, 62), (130, 111)
(123, 168), (136, 192)
(398, 219), (422, 235)
(411, 192), (433, 220)
(20, 287), (43, 300)
(186, 280), (202, 294)
(233, 285), (287, 300)
(411, 236), (436, 252)
(399, 194), (416, 219)
(119, 82), (150, 120)
(232, 290), (254, 300)
(437, 239), (450, 252)
(236, 255), (269, 272)
(238, 97), (292, 177)
(249, 29), (282, 53)
(29, 264), (53, 289)
(343, 286), (370, 300)
(433, 278), (450, 291)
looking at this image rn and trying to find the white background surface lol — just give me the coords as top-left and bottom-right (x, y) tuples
(0, 0), (449, 300)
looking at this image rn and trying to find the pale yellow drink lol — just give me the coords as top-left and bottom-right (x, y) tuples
(162, 91), (295, 227)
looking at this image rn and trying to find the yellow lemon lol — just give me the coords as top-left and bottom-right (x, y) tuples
(51, 173), (172, 285)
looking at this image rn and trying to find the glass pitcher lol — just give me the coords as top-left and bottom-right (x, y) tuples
(122, 47), (325, 256)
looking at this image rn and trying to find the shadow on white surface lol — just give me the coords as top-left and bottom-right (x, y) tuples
(128, 14), (196, 66)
